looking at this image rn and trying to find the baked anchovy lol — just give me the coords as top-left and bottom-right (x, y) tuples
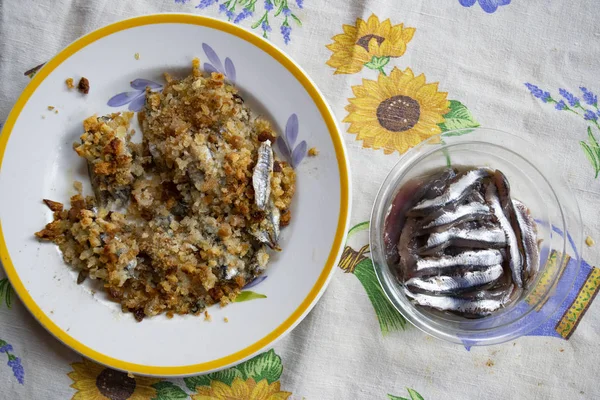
(252, 140), (273, 210)
(415, 249), (503, 273)
(404, 288), (507, 316)
(485, 182), (523, 288)
(420, 202), (493, 232)
(398, 217), (419, 280)
(513, 199), (539, 284)
(251, 201), (281, 251)
(419, 226), (507, 255)
(405, 264), (503, 294)
(409, 168), (491, 215)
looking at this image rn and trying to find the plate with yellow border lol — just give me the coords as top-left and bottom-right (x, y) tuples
(0, 14), (350, 377)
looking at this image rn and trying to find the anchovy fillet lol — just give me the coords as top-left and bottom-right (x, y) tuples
(251, 201), (281, 251)
(252, 140), (273, 210)
(412, 168), (457, 203)
(421, 202), (492, 232)
(513, 199), (539, 283)
(485, 183), (523, 287)
(415, 249), (503, 272)
(404, 289), (506, 316)
(410, 168), (491, 214)
(420, 226), (506, 254)
(406, 264), (503, 294)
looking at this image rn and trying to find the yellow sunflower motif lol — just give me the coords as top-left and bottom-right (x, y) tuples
(326, 14), (416, 75)
(68, 358), (160, 400)
(191, 377), (291, 400)
(344, 67), (450, 154)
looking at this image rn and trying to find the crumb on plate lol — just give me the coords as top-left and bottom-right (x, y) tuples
(78, 77), (90, 94)
(73, 181), (83, 194)
(134, 53), (140, 60)
(585, 236), (595, 247)
(54, 109), (59, 114)
(65, 78), (74, 89)
(204, 311), (212, 322)
(47, 106), (55, 111)
(308, 147), (319, 156)
(224, 317), (229, 323)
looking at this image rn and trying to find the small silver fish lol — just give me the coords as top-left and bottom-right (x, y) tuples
(398, 217), (419, 280)
(415, 249), (503, 273)
(409, 168), (491, 215)
(252, 140), (273, 210)
(412, 168), (457, 203)
(251, 201), (281, 250)
(485, 183), (524, 288)
(513, 199), (539, 285)
(404, 288), (507, 316)
(420, 202), (492, 232)
(419, 226), (506, 255)
(405, 264), (503, 294)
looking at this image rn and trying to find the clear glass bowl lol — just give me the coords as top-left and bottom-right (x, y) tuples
(369, 128), (582, 346)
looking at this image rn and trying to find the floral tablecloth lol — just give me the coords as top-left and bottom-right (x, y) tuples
(1, 1), (600, 399)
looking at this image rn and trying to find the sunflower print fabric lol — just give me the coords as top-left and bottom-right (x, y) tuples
(326, 15), (415, 75)
(344, 67), (450, 154)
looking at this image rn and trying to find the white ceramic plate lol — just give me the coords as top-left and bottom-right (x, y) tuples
(0, 14), (350, 376)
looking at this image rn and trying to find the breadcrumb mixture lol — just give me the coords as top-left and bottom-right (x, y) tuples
(36, 62), (296, 321)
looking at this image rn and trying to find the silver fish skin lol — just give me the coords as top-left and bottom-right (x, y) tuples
(252, 140), (273, 210)
(485, 183), (523, 288)
(415, 249), (503, 273)
(405, 264), (503, 294)
(409, 168), (491, 215)
(251, 201), (281, 251)
(419, 226), (506, 255)
(420, 202), (492, 232)
(404, 288), (506, 316)
(513, 199), (539, 284)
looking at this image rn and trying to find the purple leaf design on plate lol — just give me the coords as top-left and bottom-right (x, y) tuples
(285, 114), (299, 148)
(224, 57), (236, 83)
(128, 94), (147, 112)
(291, 140), (307, 168)
(277, 136), (292, 163)
(243, 275), (267, 289)
(130, 79), (163, 90)
(204, 63), (219, 75)
(107, 91), (141, 107)
(202, 43), (223, 73)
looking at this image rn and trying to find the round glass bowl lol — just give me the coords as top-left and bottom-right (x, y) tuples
(370, 128), (582, 346)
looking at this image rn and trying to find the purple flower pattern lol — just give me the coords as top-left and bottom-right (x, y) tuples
(277, 114), (307, 168)
(175, 0), (303, 43)
(0, 339), (23, 384)
(202, 43), (236, 84)
(243, 275), (268, 289)
(459, 0), (511, 13)
(107, 79), (163, 112)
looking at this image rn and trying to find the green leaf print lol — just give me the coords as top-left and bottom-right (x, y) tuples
(238, 349), (283, 383)
(207, 368), (244, 386)
(151, 381), (188, 400)
(234, 291), (267, 302)
(580, 141), (600, 178)
(0, 278), (13, 308)
(347, 221), (370, 242)
(388, 388), (425, 400)
(438, 100), (480, 133)
(353, 258), (406, 334)
(184, 375), (211, 391)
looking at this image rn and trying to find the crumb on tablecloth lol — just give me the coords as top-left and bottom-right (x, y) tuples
(486, 359), (494, 367)
(224, 317), (229, 323)
(204, 310), (212, 322)
(65, 78), (74, 89)
(585, 236), (595, 247)
(77, 77), (90, 94)
(308, 147), (319, 156)
(134, 52), (140, 60)
(47, 106), (55, 111)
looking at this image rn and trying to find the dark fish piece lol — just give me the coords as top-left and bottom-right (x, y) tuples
(415, 249), (503, 273)
(412, 168), (457, 203)
(456, 284), (515, 301)
(409, 168), (491, 215)
(252, 140), (273, 210)
(405, 264), (504, 294)
(404, 288), (507, 316)
(513, 199), (540, 284)
(419, 226), (506, 255)
(485, 182), (524, 288)
(420, 202), (492, 232)
(398, 217), (419, 280)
